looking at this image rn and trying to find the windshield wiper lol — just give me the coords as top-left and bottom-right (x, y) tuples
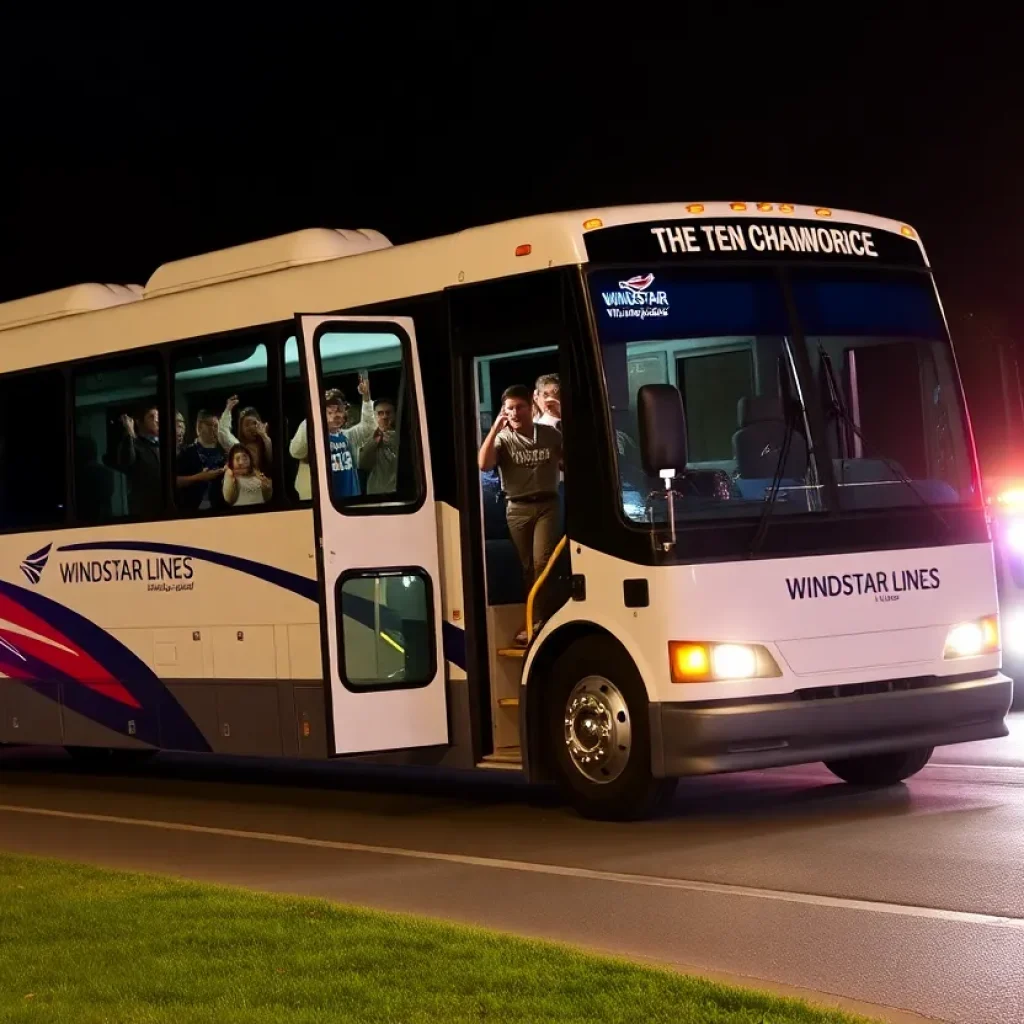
(818, 345), (948, 534)
(748, 390), (799, 556)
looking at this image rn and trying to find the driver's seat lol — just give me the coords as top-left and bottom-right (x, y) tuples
(732, 396), (806, 478)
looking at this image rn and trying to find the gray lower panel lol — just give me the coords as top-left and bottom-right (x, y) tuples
(2, 674), (475, 768)
(164, 684), (219, 748)
(294, 686), (328, 759)
(62, 702), (153, 750)
(651, 674), (1013, 777)
(216, 685), (282, 757)
(4, 682), (63, 745)
(164, 681), (315, 758)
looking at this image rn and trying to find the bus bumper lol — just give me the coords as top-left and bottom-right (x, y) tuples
(649, 673), (1013, 778)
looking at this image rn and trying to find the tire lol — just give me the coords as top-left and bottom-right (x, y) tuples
(545, 635), (676, 821)
(824, 747), (933, 786)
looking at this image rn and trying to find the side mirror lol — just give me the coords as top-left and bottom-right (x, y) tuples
(637, 384), (688, 478)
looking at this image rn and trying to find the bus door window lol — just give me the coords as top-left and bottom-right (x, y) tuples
(286, 335), (409, 505)
(308, 329), (416, 508)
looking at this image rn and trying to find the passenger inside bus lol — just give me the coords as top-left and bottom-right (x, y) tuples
(357, 398), (399, 494)
(222, 443), (272, 507)
(175, 411), (186, 454)
(117, 405), (163, 518)
(289, 378), (376, 500)
(74, 435), (115, 523)
(533, 373), (561, 428)
(176, 409), (227, 512)
(218, 396), (273, 475)
(478, 384), (563, 646)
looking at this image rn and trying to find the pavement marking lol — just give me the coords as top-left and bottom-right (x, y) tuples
(1, 802), (1023, 931)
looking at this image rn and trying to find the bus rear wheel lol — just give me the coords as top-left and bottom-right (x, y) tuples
(545, 637), (676, 821)
(824, 747), (933, 786)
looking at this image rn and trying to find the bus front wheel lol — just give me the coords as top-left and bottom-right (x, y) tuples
(545, 637), (676, 821)
(824, 747), (933, 786)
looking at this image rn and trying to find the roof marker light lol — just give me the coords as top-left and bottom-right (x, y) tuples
(687, 203), (704, 214)
(901, 225), (915, 238)
(730, 202), (747, 211)
(815, 207), (833, 217)
(515, 244), (532, 257)
(778, 203), (794, 213)
(583, 218), (603, 230)
(757, 202), (773, 212)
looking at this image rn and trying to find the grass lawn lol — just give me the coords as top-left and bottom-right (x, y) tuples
(0, 852), (875, 1023)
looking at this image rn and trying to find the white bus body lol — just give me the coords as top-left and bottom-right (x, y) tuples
(0, 202), (1011, 818)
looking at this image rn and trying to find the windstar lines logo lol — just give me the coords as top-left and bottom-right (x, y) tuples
(601, 271), (670, 319)
(20, 543), (52, 585)
(619, 272), (655, 292)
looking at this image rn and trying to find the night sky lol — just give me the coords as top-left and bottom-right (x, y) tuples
(2, 14), (1020, 460)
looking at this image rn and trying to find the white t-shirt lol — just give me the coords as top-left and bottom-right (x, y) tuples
(534, 412), (560, 428)
(226, 473), (267, 506)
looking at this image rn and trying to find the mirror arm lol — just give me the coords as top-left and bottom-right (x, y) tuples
(660, 468), (677, 553)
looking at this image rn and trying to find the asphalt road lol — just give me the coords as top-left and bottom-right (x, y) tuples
(1, 716), (1022, 1024)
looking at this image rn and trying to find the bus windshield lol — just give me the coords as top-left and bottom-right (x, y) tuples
(589, 266), (978, 525)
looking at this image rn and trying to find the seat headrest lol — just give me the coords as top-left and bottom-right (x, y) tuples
(737, 395), (784, 427)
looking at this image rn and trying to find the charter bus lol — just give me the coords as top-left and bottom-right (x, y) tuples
(0, 202), (1013, 819)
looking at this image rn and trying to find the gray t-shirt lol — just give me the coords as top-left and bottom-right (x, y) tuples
(494, 423), (562, 500)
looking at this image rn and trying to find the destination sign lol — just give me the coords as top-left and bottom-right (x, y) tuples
(584, 218), (927, 268)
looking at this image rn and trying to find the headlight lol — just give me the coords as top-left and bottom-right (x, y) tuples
(669, 641), (781, 683)
(943, 616), (999, 659)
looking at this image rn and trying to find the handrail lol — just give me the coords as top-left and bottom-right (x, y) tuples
(525, 535), (568, 644)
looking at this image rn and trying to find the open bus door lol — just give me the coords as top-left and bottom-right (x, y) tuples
(294, 314), (449, 755)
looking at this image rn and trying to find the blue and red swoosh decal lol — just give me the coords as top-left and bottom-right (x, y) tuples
(0, 575), (209, 750)
(1, 540), (466, 750)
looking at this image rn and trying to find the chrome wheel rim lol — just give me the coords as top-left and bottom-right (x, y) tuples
(563, 676), (631, 784)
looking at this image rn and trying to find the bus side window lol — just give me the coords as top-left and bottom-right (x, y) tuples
(0, 369), (68, 531)
(73, 356), (163, 523)
(172, 335), (271, 515)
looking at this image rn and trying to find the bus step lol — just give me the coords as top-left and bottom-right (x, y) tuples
(497, 697), (519, 708)
(479, 746), (522, 770)
(497, 647), (526, 659)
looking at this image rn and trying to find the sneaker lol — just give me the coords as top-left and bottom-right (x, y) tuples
(514, 623), (543, 647)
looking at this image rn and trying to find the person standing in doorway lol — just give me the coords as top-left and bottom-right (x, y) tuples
(533, 373), (562, 428)
(478, 385), (563, 646)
